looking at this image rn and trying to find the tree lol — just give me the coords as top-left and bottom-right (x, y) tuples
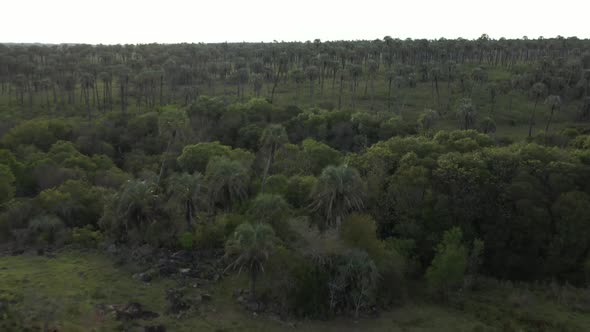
(225, 222), (276, 299)
(544, 95), (561, 133)
(165, 172), (204, 230)
(205, 156), (250, 211)
(456, 98), (476, 130)
(386, 70), (396, 111)
(157, 108), (189, 183)
(418, 109), (438, 132)
(177, 141), (232, 174)
(529, 82), (547, 137)
(0, 164), (16, 205)
(366, 59), (379, 108)
(334, 249), (379, 318)
(259, 124), (288, 193)
(306, 65), (319, 105)
(291, 68), (306, 105)
(310, 164), (366, 230)
(99, 179), (171, 245)
(479, 116), (496, 134)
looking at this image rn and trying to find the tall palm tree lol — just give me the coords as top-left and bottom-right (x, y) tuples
(529, 82), (547, 137)
(205, 156), (250, 211)
(306, 65), (319, 105)
(310, 164), (366, 230)
(165, 172), (204, 230)
(225, 222), (276, 299)
(544, 95), (561, 133)
(259, 124), (288, 193)
(456, 98), (476, 130)
(386, 70), (395, 112)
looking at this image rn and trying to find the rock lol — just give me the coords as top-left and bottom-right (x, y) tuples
(171, 250), (193, 263)
(158, 260), (177, 276)
(244, 300), (265, 313)
(165, 288), (191, 314)
(133, 269), (155, 282)
(144, 325), (166, 332)
(114, 302), (159, 321)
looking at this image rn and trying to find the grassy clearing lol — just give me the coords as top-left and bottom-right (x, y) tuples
(0, 251), (487, 331)
(2, 251), (589, 331)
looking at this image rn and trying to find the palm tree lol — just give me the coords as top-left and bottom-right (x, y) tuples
(166, 172), (204, 230)
(366, 59), (378, 108)
(529, 82), (547, 137)
(479, 116), (496, 134)
(544, 95), (561, 133)
(386, 70), (395, 112)
(205, 156), (250, 211)
(225, 223), (276, 299)
(456, 98), (476, 130)
(157, 108), (189, 183)
(291, 69), (305, 105)
(310, 164), (366, 230)
(305, 65), (319, 105)
(259, 124), (288, 193)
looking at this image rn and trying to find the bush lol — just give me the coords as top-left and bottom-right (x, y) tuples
(285, 175), (316, 209)
(194, 213), (243, 249)
(425, 227), (468, 298)
(263, 174), (288, 196)
(341, 214), (406, 305)
(27, 215), (66, 246)
(177, 231), (194, 250)
(69, 225), (103, 248)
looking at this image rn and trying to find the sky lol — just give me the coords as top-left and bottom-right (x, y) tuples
(2, 0), (589, 44)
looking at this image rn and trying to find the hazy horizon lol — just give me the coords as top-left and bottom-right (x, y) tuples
(3, 0), (589, 45)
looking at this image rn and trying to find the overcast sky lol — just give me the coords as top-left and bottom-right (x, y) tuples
(2, 0), (588, 44)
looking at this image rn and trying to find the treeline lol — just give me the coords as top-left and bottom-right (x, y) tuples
(1, 36), (590, 117)
(1, 95), (590, 317)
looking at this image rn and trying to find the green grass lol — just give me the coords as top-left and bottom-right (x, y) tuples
(0, 250), (487, 331)
(2, 250), (590, 331)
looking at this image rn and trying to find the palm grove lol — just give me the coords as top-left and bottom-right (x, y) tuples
(1, 36), (590, 319)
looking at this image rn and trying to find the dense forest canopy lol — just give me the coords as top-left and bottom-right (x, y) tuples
(2, 36), (590, 330)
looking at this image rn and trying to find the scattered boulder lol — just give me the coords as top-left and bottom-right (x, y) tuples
(165, 288), (191, 314)
(157, 259), (178, 277)
(133, 269), (156, 283)
(113, 302), (159, 321)
(171, 250), (193, 263)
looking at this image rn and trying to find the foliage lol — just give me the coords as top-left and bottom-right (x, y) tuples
(225, 222), (276, 298)
(310, 164), (366, 230)
(426, 227), (469, 298)
(0, 164), (16, 205)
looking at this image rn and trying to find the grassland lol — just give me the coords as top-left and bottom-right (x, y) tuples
(1, 250), (589, 331)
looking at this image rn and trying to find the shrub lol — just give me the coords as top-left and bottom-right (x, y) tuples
(285, 175), (316, 208)
(69, 225), (103, 248)
(27, 215), (66, 246)
(178, 231), (194, 250)
(425, 227), (468, 298)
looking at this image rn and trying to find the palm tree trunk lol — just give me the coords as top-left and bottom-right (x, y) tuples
(250, 268), (258, 299)
(260, 145), (275, 193)
(545, 106), (555, 132)
(528, 98), (539, 137)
